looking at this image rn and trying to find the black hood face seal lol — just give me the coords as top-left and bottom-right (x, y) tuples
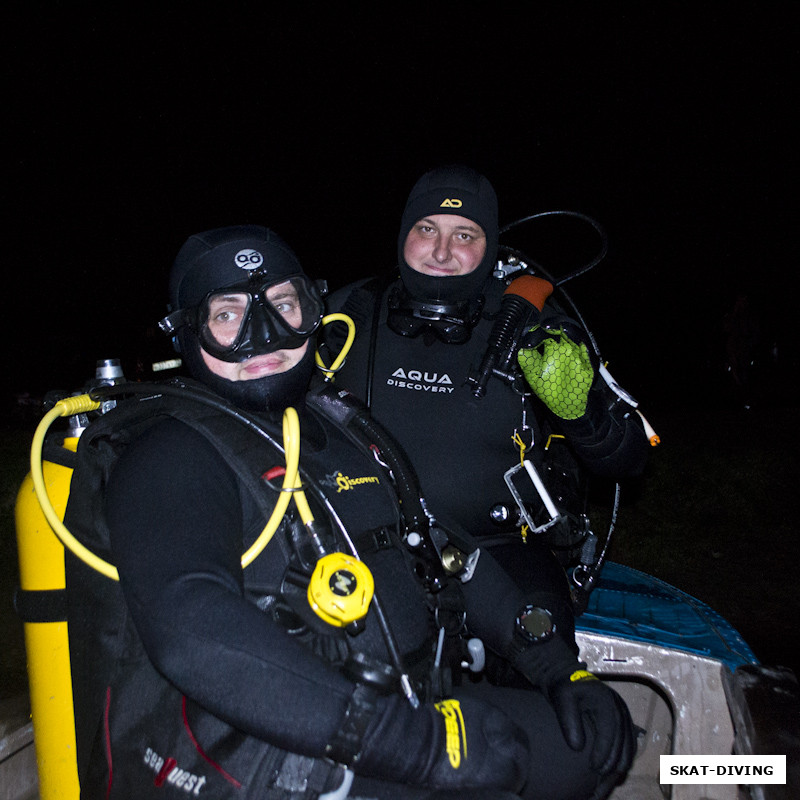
(397, 262), (494, 305)
(388, 166), (498, 341)
(177, 328), (317, 414)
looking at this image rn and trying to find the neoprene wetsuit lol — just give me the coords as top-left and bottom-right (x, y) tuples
(325, 274), (649, 557)
(63, 384), (615, 799)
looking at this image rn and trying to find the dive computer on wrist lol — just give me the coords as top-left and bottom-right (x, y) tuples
(515, 604), (555, 645)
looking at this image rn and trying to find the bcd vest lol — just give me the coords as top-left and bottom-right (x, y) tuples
(60, 378), (462, 798)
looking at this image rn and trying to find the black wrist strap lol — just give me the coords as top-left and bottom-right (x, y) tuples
(325, 684), (377, 766)
(510, 632), (581, 690)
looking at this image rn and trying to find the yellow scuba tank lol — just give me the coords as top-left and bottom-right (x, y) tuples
(14, 358), (125, 799)
(15, 434), (80, 799)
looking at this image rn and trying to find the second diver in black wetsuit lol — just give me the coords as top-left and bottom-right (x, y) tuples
(324, 164), (650, 609)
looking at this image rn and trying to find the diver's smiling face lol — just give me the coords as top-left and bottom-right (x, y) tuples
(403, 214), (487, 276)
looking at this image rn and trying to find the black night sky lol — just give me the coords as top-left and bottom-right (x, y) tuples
(7, 6), (797, 409)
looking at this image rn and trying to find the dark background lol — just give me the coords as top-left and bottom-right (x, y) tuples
(7, 5), (795, 403)
(4, 6), (799, 679)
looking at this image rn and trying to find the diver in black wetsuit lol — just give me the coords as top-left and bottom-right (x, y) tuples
(324, 165), (649, 592)
(64, 224), (634, 799)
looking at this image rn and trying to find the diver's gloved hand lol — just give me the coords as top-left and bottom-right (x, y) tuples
(355, 693), (529, 792)
(548, 669), (636, 778)
(518, 322), (595, 419)
(511, 633), (635, 779)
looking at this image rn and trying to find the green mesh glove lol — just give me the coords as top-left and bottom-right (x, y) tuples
(518, 325), (594, 419)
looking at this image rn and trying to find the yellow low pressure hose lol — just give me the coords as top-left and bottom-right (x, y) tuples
(31, 396), (307, 579)
(29, 396), (121, 580)
(316, 313), (356, 380)
(241, 405), (312, 566)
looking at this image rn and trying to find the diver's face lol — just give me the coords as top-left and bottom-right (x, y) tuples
(403, 214), (487, 277)
(201, 341), (308, 381)
(199, 278), (311, 380)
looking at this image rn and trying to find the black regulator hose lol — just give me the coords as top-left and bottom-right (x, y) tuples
(88, 378), (286, 449)
(349, 412), (448, 593)
(499, 210), (609, 287)
(497, 210), (609, 362)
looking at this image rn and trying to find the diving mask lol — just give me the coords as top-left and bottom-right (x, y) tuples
(160, 274), (325, 362)
(386, 286), (485, 344)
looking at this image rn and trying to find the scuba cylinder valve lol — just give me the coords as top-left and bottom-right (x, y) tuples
(67, 357), (126, 436)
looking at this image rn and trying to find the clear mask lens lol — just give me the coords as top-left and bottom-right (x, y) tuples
(204, 292), (252, 348)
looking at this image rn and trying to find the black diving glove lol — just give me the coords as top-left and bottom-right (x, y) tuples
(344, 692), (529, 793)
(548, 669), (635, 777)
(511, 634), (635, 779)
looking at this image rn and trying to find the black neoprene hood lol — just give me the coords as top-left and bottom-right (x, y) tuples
(397, 165), (499, 303)
(169, 225), (305, 311)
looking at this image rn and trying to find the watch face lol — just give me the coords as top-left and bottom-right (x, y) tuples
(518, 606), (554, 641)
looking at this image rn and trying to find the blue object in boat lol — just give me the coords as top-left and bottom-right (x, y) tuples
(574, 562), (758, 672)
